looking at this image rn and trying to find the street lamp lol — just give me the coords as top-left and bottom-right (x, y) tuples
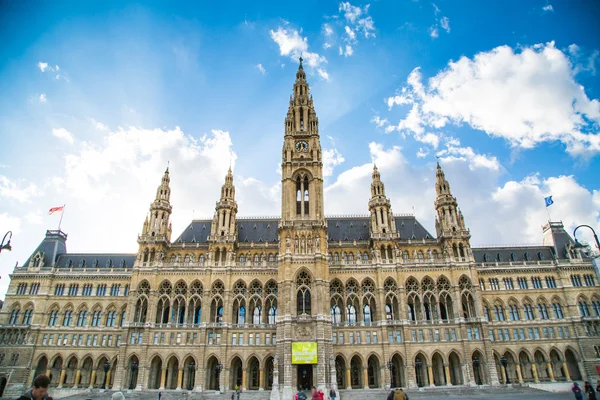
(415, 358), (422, 387)
(386, 361), (394, 388)
(573, 225), (600, 255)
(0, 231), (12, 253)
(215, 363), (223, 392)
(500, 356), (510, 384)
(472, 357), (481, 385)
(102, 361), (111, 389)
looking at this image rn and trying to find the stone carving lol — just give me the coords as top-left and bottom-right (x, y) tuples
(286, 238), (290, 248)
(315, 237), (320, 250)
(295, 325), (312, 340)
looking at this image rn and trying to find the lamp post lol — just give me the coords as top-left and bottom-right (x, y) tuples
(386, 360), (394, 388)
(500, 356), (510, 384)
(573, 225), (600, 255)
(102, 361), (111, 389)
(415, 358), (422, 387)
(215, 363), (223, 392)
(472, 357), (481, 385)
(129, 361), (138, 389)
(0, 231), (12, 254)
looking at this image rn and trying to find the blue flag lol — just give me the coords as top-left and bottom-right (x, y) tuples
(544, 196), (554, 207)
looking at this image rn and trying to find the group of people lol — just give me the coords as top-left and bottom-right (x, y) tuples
(294, 386), (333, 400)
(572, 381), (600, 400)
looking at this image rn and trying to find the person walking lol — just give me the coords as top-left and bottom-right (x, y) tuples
(17, 375), (53, 400)
(158, 391), (162, 400)
(329, 387), (336, 399)
(393, 388), (408, 400)
(584, 381), (596, 400)
(386, 389), (395, 400)
(573, 382), (584, 400)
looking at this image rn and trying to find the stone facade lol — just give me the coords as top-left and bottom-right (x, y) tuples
(1, 59), (599, 398)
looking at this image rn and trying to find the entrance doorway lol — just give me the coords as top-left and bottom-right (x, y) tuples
(297, 365), (313, 391)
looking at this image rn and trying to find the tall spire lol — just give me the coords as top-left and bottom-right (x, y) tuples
(140, 167), (173, 242)
(434, 162), (471, 260)
(285, 58), (318, 136)
(210, 168), (238, 240)
(369, 166), (397, 237)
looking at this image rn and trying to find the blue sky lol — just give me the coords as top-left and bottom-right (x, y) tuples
(1, 0), (599, 296)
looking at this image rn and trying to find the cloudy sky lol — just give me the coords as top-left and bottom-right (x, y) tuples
(1, 1), (599, 297)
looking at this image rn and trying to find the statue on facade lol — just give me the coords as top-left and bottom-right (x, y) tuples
(286, 238), (290, 248)
(315, 236), (320, 251)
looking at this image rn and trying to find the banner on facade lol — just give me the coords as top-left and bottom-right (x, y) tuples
(291, 342), (318, 364)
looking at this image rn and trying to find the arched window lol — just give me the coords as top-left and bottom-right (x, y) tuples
(331, 305), (342, 324)
(346, 305), (357, 323)
(523, 304), (534, 320)
(77, 310), (88, 326)
(493, 305), (505, 321)
(252, 306), (262, 325)
(296, 271), (312, 315)
(268, 306), (277, 324)
(237, 306), (246, 324)
(579, 301), (590, 317)
(537, 303), (549, 320)
(9, 309), (20, 325)
(48, 310), (59, 326)
(363, 304), (372, 323)
(552, 302), (564, 319)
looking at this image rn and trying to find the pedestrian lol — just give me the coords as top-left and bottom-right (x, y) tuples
(158, 391), (162, 400)
(329, 387), (336, 399)
(393, 388), (408, 400)
(572, 382), (584, 400)
(584, 381), (596, 400)
(318, 389), (324, 400)
(17, 375), (53, 400)
(311, 386), (320, 400)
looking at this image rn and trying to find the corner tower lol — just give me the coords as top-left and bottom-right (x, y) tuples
(278, 58), (330, 398)
(138, 167), (173, 264)
(434, 162), (472, 261)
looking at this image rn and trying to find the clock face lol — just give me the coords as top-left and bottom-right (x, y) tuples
(295, 141), (309, 152)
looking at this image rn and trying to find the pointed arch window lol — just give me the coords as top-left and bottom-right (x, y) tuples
(252, 306), (262, 325)
(363, 304), (372, 323)
(331, 305), (342, 324)
(268, 305), (278, 324)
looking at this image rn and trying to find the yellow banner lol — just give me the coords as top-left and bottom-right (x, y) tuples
(291, 342), (318, 364)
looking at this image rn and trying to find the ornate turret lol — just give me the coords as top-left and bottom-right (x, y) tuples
(140, 167), (173, 240)
(434, 162), (471, 261)
(209, 167), (238, 242)
(137, 167), (173, 265)
(368, 164), (398, 239)
(284, 57), (319, 136)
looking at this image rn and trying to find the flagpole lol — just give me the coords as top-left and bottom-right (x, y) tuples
(58, 205), (66, 231)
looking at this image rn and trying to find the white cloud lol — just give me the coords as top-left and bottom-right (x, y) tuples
(37, 61), (63, 80)
(0, 176), (41, 203)
(52, 128), (74, 144)
(90, 118), (108, 131)
(317, 68), (330, 81)
(345, 26), (356, 42)
(324, 43), (332, 49)
(371, 115), (389, 128)
(323, 24), (334, 36)
(432, 3), (441, 15)
(269, 27), (328, 78)
(256, 63), (266, 75)
(429, 26), (439, 38)
(323, 148), (346, 177)
(339, 2), (364, 23)
(24, 211), (43, 225)
(542, 4), (554, 13)
(339, 45), (354, 57)
(385, 42), (600, 156)
(436, 144), (500, 171)
(38, 62), (49, 72)
(440, 16), (450, 33)
(39, 93), (47, 103)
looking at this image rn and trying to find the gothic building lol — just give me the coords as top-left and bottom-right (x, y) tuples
(0, 59), (599, 398)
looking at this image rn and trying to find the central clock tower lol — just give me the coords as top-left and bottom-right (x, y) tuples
(277, 58), (331, 398)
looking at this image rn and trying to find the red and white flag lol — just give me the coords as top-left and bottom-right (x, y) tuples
(48, 206), (64, 215)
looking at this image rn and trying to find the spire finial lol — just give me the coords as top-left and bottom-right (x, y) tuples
(299, 56), (303, 66)
(166, 161), (170, 173)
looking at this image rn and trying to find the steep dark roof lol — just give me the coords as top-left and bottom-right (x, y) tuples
(472, 246), (556, 263)
(394, 216), (434, 240)
(54, 254), (136, 269)
(23, 230), (67, 267)
(174, 216), (435, 244)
